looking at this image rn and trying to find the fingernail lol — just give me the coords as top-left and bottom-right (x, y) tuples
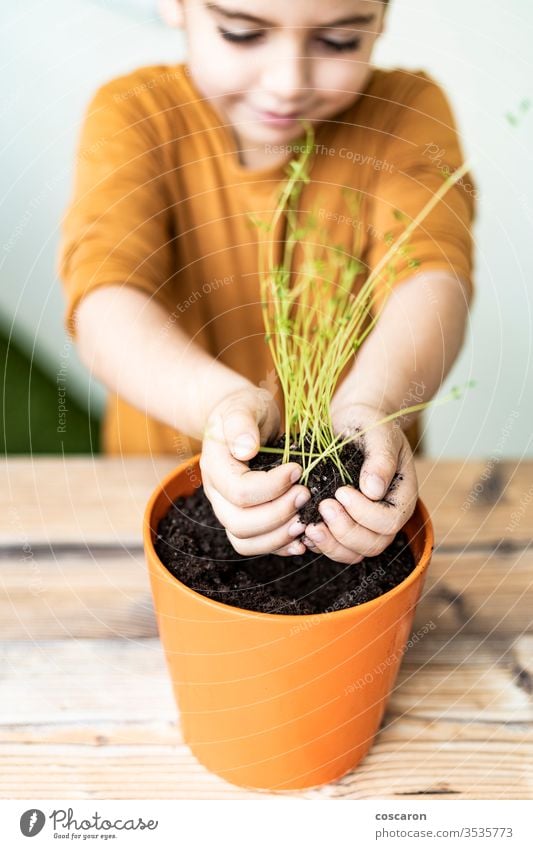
(335, 488), (350, 507)
(320, 504), (336, 522)
(289, 520), (305, 536)
(232, 434), (256, 458)
(308, 525), (324, 542)
(294, 491), (310, 509)
(364, 473), (386, 499)
(288, 541), (303, 555)
(290, 466), (302, 483)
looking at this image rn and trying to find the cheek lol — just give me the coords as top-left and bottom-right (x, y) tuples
(190, 48), (255, 101)
(315, 62), (373, 106)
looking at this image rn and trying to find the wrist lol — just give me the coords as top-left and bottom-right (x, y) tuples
(333, 374), (427, 432)
(173, 356), (254, 438)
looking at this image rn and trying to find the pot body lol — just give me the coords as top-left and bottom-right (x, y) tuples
(143, 455), (433, 791)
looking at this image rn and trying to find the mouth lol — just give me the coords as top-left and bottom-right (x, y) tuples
(254, 107), (306, 126)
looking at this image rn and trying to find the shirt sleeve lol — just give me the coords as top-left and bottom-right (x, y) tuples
(364, 75), (477, 313)
(57, 78), (174, 339)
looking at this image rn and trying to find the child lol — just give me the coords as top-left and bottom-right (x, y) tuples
(58, 0), (475, 564)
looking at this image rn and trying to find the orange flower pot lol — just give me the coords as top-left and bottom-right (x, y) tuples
(143, 454), (434, 791)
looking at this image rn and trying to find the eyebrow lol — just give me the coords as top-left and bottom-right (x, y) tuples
(205, 3), (376, 28)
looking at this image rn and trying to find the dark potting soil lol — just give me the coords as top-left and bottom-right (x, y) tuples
(154, 436), (415, 615)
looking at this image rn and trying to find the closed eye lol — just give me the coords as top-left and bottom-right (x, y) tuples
(320, 38), (361, 52)
(217, 27), (263, 43)
(217, 27), (361, 52)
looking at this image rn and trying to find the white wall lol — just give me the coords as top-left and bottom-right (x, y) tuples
(0, 0), (184, 417)
(374, 0), (533, 460)
(1, 0), (532, 457)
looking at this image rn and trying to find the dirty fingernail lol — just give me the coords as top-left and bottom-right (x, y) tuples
(289, 520), (305, 536)
(308, 525), (324, 542)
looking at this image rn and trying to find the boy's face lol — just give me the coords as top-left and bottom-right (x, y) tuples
(175, 0), (386, 163)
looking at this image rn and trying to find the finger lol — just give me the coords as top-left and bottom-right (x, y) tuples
(302, 535), (320, 553)
(359, 423), (401, 501)
(206, 481), (310, 539)
(201, 436), (302, 508)
(305, 522), (364, 565)
(318, 499), (395, 557)
(226, 516), (307, 557)
(222, 402), (262, 461)
(335, 450), (418, 535)
(222, 391), (279, 461)
(272, 539), (307, 557)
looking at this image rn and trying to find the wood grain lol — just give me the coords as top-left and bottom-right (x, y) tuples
(1, 458), (532, 799)
(1, 456), (532, 547)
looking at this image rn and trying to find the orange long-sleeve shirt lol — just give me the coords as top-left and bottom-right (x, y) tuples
(57, 63), (475, 458)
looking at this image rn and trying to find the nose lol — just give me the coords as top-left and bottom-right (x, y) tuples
(260, 36), (311, 106)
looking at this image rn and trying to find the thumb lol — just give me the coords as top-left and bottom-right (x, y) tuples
(359, 426), (399, 501)
(223, 403), (261, 461)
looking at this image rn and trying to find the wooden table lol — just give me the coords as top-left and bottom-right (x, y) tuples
(1, 457), (532, 799)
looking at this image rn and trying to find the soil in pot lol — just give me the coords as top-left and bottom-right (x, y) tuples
(154, 435), (415, 615)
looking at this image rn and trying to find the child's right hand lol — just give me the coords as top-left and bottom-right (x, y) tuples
(200, 386), (310, 557)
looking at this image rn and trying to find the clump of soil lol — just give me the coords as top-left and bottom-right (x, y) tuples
(154, 436), (415, 615)
(248, 433), (403, 524)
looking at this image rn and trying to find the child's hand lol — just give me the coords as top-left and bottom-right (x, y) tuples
(200, 386), (310, 557)
(303, 402), (418, 564)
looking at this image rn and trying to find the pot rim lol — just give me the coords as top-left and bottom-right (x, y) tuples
(143, 454), (434, 623)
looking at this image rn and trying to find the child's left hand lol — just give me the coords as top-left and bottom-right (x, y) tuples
(303, 402), (418, 564)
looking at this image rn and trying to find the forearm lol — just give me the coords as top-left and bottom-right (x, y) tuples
(334, 271), (471, 429)
(75, 285), (253, 439)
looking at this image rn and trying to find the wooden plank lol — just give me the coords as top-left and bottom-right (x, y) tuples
(1, 457), (532, 549)
(2, 547), (532, 641)
(0, 637), (531, 799)
(1, 636), (530, 728)
(327, 739), (533, 799)
(0, 457), (178, 546)
(0, 552), (157, 639)
(415, 459), (533, 548)
(1, 457), (532, 799)
(1, 737), (530, 800)
(414, 548), (533, 635)
(0, 640), (175, 725)
(0, 746), (272, 800)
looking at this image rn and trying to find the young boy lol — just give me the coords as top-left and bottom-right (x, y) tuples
(58, 0), (475, 564)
